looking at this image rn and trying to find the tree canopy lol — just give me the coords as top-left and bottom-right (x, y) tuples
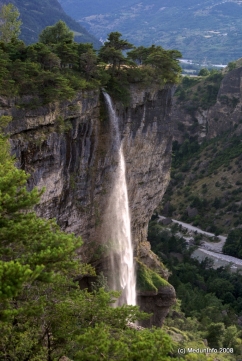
(0, 3), (22, 43)
(0, 23), (182, 106)
(99, 31), (134, 74)
(39, 20), (74, 45)
(223, 228), (242, 258)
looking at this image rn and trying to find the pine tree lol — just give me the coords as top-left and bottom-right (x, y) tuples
(39, 20), (74, 45)
(0, 4), (22, 43)
(99, 32), (133, 75)
(0, 126), (82, 304)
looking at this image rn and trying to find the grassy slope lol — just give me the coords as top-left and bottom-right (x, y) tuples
(161, 129), (242, 235)
(160, 62), (242, 235)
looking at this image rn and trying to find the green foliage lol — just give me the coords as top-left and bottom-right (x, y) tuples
(144, 47), (182, 83)
(55, 115), (72, 133)
(0, 115), (12, 131)
(0, 283), (149, 360)
(105, 75), (131, 105)
(27, 42), (60, 69)
(0, 27), (181, 106)
(77, 43), (99, 80)
(39, 20), (74, 45)
(165, 128), (242, 235)
(172, 138), (200, 167)
(207, 134), (242, 173)
(148, 220), (242, 355)
(0, 24), (101, 103)
(75, 324), (174, 361)
(136, 260), (169, 292)
(127, 45), (151, 65)
(90, 272), (109, 292)
(148, 223), (187, 257)
(99, 33), (182, 103)
(128, 45), (182, 83)
(176, 71), (223, 111)
(0, 4), (22, 43)
(207, 322), (225, 348)
(228, 61), (236, 71)
(198, 68), (210, 76)
(0, 133), (83, 303)
(223, 228), (242, 258)
(99, 31), (133, 74)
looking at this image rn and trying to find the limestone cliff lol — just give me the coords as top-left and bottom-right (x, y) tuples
(172, 67), (242, 143)
(207, 67), (242, 138)
(1, 84), (176, 326)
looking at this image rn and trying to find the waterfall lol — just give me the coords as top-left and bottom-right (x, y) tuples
(103, 92), (136, 306)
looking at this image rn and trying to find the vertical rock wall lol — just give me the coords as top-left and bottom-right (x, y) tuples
(2, 84), (176, 326)
(4, 86), (174, 253)
(207, 67), (242, 138)
(171, 67), (242, 143)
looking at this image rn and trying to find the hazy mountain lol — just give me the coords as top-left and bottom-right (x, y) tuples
(0, 0), (100, 47)
(59, 0), (242, 64)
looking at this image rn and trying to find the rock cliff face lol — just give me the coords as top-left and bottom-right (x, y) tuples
(172, 99), (208, 143)
(172, 67), (242, 143)
(207, 67), (242, 138)
(1, 84), (176, 326)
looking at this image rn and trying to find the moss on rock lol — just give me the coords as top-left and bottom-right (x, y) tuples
(136, 260), (169, 293)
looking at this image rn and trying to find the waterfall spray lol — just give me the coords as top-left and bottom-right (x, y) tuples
(103, 92), (136, 306)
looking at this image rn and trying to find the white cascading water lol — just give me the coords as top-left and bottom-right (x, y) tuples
(103, 92), (136, 306)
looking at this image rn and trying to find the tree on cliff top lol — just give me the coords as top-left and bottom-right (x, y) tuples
(0, 3), (22, 43)
(99, 32), (134, 74)
(39, 20), (74, 45)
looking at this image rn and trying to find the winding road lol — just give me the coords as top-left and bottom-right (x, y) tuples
(159, 216), (242, 271)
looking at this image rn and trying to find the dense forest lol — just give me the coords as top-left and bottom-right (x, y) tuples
(148, 220), (242, 359)
(0, 6), (181, 107)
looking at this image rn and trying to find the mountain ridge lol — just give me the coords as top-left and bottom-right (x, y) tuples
(59, 0), (242, 63)
(0, 0), (101, 47)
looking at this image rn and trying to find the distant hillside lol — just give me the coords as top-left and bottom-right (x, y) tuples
(161, 129), (242, 236)
(0, 0), (101, 47)
(59, 0), (242, 64)
(160, 65), (242, 235)
(172, 61), (242, 143)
